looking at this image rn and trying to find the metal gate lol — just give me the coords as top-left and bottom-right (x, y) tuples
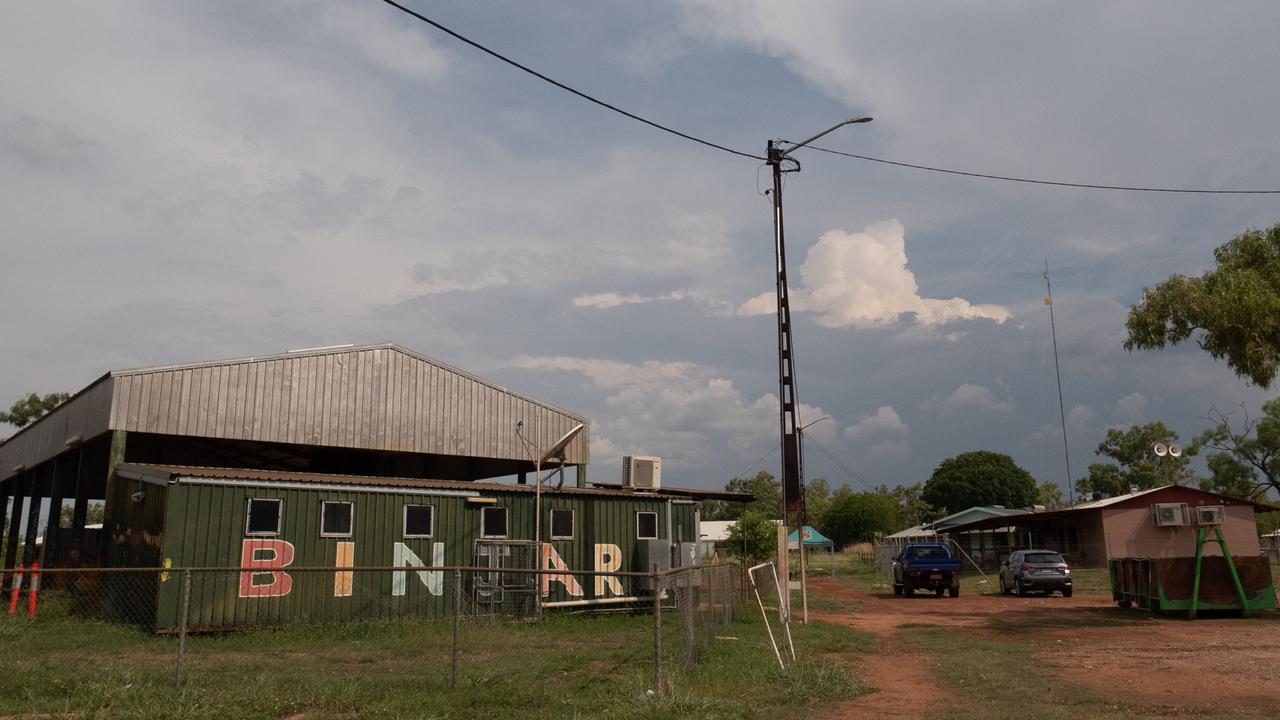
(472, 540), (538, 619)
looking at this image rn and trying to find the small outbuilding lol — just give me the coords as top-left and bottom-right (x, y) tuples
(942, 485), (1276, 568)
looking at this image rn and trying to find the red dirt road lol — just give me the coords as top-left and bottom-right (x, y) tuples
(808, 576), (1280, 719)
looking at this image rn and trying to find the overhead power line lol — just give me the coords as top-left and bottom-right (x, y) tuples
(805, 435), (879, 493)
(378, 0), (764, 161)
(791, 143), (1280, 194)
(378, 1), (1275, 194)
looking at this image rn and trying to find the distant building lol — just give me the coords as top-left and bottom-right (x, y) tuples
(942, 485), (1275, 568)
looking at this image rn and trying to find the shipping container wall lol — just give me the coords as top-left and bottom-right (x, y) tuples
(153, 479), (698, 628)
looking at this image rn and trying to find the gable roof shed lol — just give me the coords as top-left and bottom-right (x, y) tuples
(0, 343), (589, 482)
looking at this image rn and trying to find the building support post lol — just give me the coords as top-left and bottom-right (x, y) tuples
(99, 431), (127, 566)
(69, 444), (88, 566)
(3, 477), (25, 576)
(41, 456), (63, 567)
(21, 469), (42, 567)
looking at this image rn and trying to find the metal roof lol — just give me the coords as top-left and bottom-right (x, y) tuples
(115, 463), (727, 501)
(2, 343), (590, 479)
(941, 485), (1278, 534)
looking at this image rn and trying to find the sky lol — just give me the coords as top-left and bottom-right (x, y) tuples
(2, 1), (1278, 496)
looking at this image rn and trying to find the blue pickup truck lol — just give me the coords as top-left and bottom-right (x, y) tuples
(892, 542), (962, 597)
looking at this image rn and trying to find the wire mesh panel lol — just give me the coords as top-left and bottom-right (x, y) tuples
(471, 540), (538, 619)
(658, 564), (743, 668)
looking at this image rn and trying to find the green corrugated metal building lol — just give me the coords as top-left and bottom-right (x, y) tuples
(1, 344), (746, 629)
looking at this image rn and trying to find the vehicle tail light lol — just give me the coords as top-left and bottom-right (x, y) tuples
(1019, 564), (1031, 573)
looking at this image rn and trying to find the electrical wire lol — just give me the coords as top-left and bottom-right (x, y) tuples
(378, 2), (1276, 194)
(734, 442), (780, 480)
(788, 143), (1280, 194)
(805, 435), (880, 493)
(378, 0), (765, 161)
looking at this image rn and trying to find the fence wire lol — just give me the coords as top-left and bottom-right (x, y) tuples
(1, 561), (748, 698)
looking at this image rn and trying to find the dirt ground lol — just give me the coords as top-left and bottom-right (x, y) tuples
(808, 577), (1280, 719)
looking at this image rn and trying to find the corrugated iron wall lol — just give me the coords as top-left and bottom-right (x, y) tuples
(150, 478), (696, 628)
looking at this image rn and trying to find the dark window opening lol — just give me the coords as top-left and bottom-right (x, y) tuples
(321, 501), (353, 537)
(637, 511), (658, 540)
(404, 504), (434, 538)
(481, 507), (508, 538)
(246, 498), (282, 536)
(550, 509), (574, 540)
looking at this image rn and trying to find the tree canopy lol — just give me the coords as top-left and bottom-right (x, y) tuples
(1075, 422), (1193, 497)
(1125, 223), (1280, 388)
(921, 451), (1037, 514)
(1190, 400), (1280, 500)
(725, 510), (776, 561)
(820, 491), (899, 548)
(0, 392), (70, 429)
(703, 471), (782, 521)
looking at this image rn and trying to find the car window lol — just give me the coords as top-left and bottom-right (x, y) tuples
(1025, 552), (1064, 564)
(908, 547), (944, 559)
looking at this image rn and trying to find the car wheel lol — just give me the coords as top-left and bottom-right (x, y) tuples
(1062, 588), (1073, 598)
(948, 587), (959, 598)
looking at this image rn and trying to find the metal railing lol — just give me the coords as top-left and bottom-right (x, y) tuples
(1, 562), (745, 697)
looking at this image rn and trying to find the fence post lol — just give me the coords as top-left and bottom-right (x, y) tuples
(175, 569), (192, 685)
(652, 563), (662, 698)
(451, 568), (461, 690)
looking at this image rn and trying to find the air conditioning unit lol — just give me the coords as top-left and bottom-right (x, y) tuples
(623, 455), (661, 490)
(1152, 502), (1189, 527)
(1196, 505), (1225, 526)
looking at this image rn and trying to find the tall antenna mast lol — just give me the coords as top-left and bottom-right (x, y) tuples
(1044, 260), (1074, 505)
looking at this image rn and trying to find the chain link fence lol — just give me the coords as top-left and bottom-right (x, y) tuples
(2, 561), (747, 696)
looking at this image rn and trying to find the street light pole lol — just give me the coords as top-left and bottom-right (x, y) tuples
(517, 420), (585, 621)
(767, 118), (871, 624)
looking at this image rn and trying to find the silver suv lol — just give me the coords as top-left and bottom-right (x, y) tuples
(999, 549), (1073, 597)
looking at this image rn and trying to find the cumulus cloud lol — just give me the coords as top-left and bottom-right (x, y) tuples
(925, 383), (1015, 415)
(844, 405), (909, 442)
(511, 353), (839, 470)
(510, 355), (693, 388)
(573, 291), (686, 309)
(319, 2), (449, 83)
(1112, 392), (1148, 426)
(738, 220), (1010, 328)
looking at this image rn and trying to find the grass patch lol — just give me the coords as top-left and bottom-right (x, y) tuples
(900, 625), (1129, 720)
(0, 602), (871, 719)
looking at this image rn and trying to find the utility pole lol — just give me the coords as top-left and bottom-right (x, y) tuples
(766, 117), (871, 622)
(1044, 260), (1074, 505)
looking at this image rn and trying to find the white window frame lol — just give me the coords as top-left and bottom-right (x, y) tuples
(549, 508), (575, 540)
(320, 500), (354, 538)
(636, 511), (659, 540)
(245, 498), (282, 537)
(403, 504), (435, 539)
(481, 506), (508, 539)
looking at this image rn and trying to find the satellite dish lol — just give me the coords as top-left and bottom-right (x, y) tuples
(1168, 443), (1183, 458)
(1153, 442), (1168, 457)
(540, 423), (586, 464)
